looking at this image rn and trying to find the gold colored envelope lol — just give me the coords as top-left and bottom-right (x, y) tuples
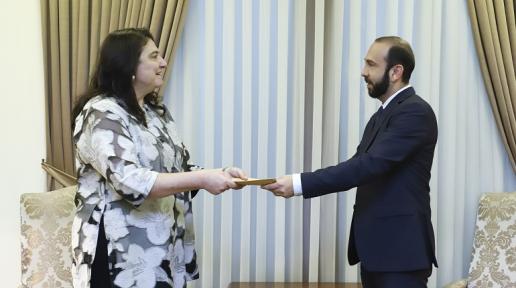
(233, 178), (276, 186)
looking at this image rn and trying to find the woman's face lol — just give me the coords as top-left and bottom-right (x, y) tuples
(133, 39), (167, 96)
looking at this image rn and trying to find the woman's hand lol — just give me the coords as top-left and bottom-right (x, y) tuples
(201, 167), (247, 195)
(149, 167), (249, 198)
(222, 166), (248, 190)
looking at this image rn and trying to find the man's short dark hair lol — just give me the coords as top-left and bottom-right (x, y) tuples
(375, 36), (415, 83)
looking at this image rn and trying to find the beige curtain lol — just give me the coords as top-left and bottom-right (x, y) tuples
(467, 0), (516, 172)
(40, 0), (190, 188)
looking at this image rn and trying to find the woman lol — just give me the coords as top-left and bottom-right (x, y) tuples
(71, 28), (246, 288)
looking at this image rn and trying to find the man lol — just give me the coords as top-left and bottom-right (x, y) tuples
(263, 36), (438, 288)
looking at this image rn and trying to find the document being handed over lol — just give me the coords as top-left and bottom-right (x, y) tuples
(233, 178), (276, 186)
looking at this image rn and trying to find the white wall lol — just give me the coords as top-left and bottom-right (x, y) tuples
(0, 1), (46, 287)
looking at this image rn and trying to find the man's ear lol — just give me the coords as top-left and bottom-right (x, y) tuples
(390, 64), (404, 82)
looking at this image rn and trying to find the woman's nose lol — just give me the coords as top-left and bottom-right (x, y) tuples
(160, 57), (167, 68)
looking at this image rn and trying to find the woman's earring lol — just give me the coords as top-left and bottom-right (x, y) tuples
(131, 75), (136, 81)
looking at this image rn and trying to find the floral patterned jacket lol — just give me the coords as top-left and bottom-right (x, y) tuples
(71, 96), (198, 288)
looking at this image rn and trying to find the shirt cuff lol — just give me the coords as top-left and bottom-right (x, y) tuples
(139, 170), (159, 200)
(292, 173), (303, 196)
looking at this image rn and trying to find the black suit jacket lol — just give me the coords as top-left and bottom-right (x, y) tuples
(301, 87), (438, 272)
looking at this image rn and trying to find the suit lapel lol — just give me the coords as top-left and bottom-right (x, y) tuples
(361, 87), (415, 152)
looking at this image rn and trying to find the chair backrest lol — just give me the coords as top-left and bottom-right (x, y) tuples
(20, 185), (77, 288)
(467, 192), (516, 287)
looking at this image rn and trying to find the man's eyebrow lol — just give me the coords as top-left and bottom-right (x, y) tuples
(364, 58), (376, 65)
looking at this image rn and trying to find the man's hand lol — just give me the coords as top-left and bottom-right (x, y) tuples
(262, 175), (294, 198)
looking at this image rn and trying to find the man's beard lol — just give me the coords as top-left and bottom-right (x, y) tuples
(366, 68), (390, 99)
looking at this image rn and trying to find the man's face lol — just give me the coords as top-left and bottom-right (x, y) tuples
(361, 42), (392, 99)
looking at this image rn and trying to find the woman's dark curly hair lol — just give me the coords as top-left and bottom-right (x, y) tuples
(72, 28), (164, 128)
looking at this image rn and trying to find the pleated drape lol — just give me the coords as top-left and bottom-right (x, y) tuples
(40, 0), (189, 188)
(467, 0), (516, 172)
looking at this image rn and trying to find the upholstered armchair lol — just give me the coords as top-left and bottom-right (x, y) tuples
(444, 192), (516, 288)
(20, 185), (77, 288)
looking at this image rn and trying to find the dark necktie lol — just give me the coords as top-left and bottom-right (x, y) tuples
(374, 106), (384, 129)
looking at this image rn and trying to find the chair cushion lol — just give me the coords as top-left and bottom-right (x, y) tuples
(442, 278), (467, 288)
(468, 192), (516, 287)
(20, 186), (77, 288)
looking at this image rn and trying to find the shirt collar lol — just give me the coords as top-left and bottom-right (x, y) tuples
(382, 84), (411, 109)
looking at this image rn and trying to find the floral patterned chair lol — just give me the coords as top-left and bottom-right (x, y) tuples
(444, 192), (516, 288)
(20, 185), (77, 288)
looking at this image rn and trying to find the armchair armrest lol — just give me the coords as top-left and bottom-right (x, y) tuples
(443, 278), (467, 288)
